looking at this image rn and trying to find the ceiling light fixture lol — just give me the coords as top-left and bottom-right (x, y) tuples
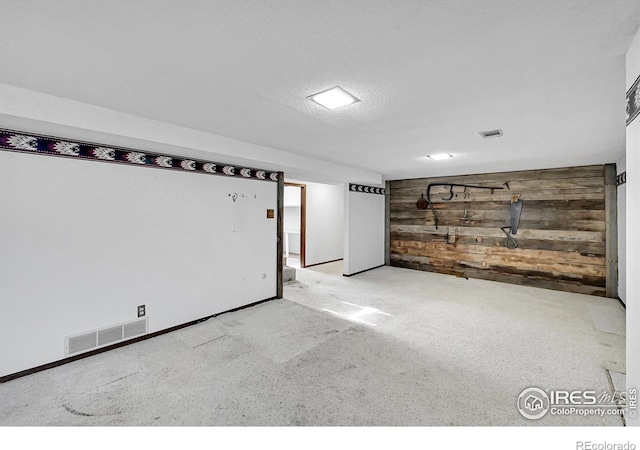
(308, 86), (359, 110)
(427, 153), (453, 160)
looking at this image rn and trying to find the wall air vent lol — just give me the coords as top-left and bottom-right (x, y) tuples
(124, 319), (147, 339)
(97, 325), (124, 346)
(67, 332), (97, 355)
(65, 317), (148, 356)
(479, 129), (503, 139)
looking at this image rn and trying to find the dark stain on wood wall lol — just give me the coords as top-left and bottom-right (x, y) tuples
(388, 165), (609, 296)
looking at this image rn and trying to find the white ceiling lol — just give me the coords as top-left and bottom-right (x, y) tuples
(1, 0), (639, 180)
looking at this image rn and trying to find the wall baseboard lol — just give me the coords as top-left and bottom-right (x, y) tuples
(617, 297), (626, 309)
(343, 264), (385, 277)
(304, 258), (343, 268)
(0, 296), (277, 384)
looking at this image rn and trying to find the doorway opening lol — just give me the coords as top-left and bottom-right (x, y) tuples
(284, 182), (306, 268)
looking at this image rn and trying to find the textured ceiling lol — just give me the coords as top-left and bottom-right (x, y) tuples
(1, 0), (639, 179)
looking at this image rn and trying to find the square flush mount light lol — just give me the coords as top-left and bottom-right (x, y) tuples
(308, 86), (359, 110)
(427, 153), (453, 160)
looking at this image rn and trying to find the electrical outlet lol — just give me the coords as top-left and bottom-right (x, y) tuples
(482, 261), (486, 268)
(138, 305), (146, 317)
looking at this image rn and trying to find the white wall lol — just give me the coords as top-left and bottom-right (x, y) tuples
(304, 182), (344, 266)
(0, 151), (277, 377)
(343, 187), (385, 276)
(618, 157), (626, 304)
(284, 208), (301, 254)
(626, 27), (640, 426)
(284, 186), (301, 254)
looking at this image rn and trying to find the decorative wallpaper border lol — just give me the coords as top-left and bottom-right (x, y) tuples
(627, 74), (640, 126)
(349, 183), (385, 195)
(617, 171), (626, 186)
(0, 128), (279, 182)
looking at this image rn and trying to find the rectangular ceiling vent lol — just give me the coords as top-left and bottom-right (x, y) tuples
(65, 317), (148, 356)
(479, 129), (503, 139)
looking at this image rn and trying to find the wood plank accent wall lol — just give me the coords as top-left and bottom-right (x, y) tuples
(388, 165), (610, 296)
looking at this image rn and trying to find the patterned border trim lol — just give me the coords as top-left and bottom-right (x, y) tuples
(627, 74), (640, 126)
(349, 183), (385, 195)
(617, 171), (626, 186)
(0, 128), (278, 182)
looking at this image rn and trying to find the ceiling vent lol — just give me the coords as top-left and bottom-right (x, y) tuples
(479, 129), (503, 139)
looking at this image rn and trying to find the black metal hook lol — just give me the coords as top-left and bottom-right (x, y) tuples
(441, 185), (455, 201)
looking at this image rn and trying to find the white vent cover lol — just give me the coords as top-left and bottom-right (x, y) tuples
(124, 319), (147, 339)
(68, 332), (97, 355)
(97, 325), (123, 346)
(479, 129), (503, 139)
(66, 317), (148, 356)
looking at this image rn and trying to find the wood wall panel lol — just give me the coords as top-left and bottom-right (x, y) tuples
(388, 165), (609, 296)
